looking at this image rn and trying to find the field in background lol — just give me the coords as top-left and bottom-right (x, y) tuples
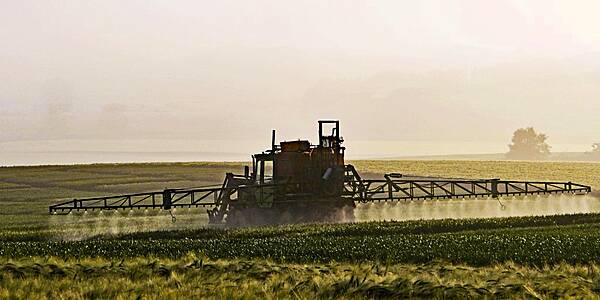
(0, 162), (243, 229)
(0, 160), (599, 236)
(351, 160), (600, 188)
(2, 160), (600, 298)
(391, 151), (600, 162)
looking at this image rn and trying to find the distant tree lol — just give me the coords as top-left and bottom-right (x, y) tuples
(592, 143), (600, 154)
(506, 127), (551, 160)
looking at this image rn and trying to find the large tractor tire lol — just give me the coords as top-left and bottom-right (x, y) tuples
(225, 198), (356, 227)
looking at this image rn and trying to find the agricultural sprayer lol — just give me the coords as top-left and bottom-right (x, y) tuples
(49, 121), (592, 226)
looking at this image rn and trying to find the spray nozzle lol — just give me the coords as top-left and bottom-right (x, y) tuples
(496, 197), (506, 210)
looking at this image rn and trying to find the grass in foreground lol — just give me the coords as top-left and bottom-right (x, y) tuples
(2, 256), (599, 299)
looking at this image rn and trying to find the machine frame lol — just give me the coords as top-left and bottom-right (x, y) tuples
(49, 121), (592, 225)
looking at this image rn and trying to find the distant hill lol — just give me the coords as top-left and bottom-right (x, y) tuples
(386, 152), (600, 162)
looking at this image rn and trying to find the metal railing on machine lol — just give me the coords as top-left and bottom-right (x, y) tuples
(343, 176), (591, 203)
(48, 185), (227, 213)
(48, 181), (308, 214)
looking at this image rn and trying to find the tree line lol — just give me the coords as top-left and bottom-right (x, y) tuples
(506, 127), (600, 160)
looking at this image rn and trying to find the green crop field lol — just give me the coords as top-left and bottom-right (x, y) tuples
(2, 160), (600, 298)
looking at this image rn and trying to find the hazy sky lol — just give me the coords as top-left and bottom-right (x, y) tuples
(2, 0), (600, 157)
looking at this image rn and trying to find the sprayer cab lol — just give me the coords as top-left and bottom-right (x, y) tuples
(249, 120), (346, 198)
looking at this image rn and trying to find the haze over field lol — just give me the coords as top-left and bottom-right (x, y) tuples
(2, 0), (600, 164)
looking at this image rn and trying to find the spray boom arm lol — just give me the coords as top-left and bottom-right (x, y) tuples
(49, 165), (592, 220)
(342, 167), (591, 203)
(47, 121), (593, 224)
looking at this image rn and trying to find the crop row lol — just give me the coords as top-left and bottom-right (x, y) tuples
(2, 224), (600, 266)
(4, 212), (600, 243)
(111, 213), (600, 241)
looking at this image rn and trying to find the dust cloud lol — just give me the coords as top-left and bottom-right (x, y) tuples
(49, 208), (209, 241)
(354, 194), (600, 222)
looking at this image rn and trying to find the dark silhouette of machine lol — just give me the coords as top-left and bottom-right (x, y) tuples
(49, 120), (592, 226)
